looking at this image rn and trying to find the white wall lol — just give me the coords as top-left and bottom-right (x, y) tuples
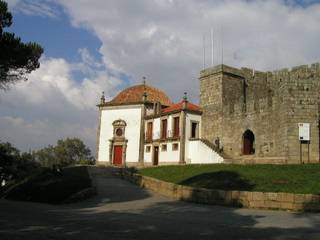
(144, 142), (180, 164)
(188, 140), (224, 164)
(98, 105), (142, 163)
(159, 142), (180, 163)
(144, 144), (152, 163)
(185, 113), (202, 162)
(167, 115), (173, 137)
(153, 117), (160, 140)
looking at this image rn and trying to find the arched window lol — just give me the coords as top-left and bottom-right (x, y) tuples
(243, 130), (255, 155)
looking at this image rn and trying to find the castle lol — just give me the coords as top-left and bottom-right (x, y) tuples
(96, 63), (320, 165)
(200, 63), (320, 164)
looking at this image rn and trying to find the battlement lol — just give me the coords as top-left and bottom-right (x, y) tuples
(200, 64), (244, 78)
(274, 63), (320, 75)
(200, 62), (320, 80)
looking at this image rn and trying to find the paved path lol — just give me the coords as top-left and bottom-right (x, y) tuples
(1, 166), (320, 240)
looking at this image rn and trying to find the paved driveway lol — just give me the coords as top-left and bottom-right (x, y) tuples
(0, 166), (320, 240)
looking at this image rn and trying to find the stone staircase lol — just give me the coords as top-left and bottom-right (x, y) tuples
(197, 140), (287, 164)
(199, 138), (230, 160)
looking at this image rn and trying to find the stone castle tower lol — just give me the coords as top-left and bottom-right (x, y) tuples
(199, 64), (320, 164)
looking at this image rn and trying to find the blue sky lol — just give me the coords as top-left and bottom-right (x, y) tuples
(1, 0), (320, 152)
(8, 3), (115, 85)
(10, 9), (101, 63)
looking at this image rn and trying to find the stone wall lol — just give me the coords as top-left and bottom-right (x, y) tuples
(199, 63), (320, 163)
(122, 169), (320, 212)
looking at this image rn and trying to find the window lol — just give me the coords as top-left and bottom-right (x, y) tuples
(173, 117), (180, 138)
(161, 144), (167, 151)
(172, 143), (179, 151)
(146, 146), (151, 152)
(161, 119), (167, 139)
(191, 122), (199, 139)
(146, 122), (153, 141)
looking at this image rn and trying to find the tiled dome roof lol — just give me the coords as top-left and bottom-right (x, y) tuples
(110, 84), (173, 106)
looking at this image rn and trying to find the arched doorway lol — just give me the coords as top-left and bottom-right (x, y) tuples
(243, 130), (255, 155)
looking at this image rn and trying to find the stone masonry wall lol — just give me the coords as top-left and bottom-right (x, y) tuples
(122, 169), (320, 212)
(199, 63), (320, 163)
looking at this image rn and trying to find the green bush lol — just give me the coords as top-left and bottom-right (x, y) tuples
(6, 166), (92, 204)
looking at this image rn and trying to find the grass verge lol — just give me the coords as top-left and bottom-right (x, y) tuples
(139, 164), (320, 194)
(5, 166), (92, 204)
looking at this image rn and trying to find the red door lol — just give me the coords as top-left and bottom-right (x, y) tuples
(243, 138), (251, 155)
(113, 146), (123, 165)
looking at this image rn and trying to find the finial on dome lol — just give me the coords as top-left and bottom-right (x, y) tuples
(183, 92), (188, 102)
(143, 76), (146, 88)
(100, 91), (105, 104)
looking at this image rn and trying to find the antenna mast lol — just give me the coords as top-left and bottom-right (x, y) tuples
(211, 28), (214, 66)
(221, 26), (224, 66)
(203, 34), (206, 69)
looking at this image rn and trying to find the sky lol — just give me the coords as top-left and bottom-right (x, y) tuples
(1, 0), (320, 154)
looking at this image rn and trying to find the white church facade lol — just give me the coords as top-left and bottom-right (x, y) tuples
(96, 83), (223, 166)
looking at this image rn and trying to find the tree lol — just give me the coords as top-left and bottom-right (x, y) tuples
(54, 138), (94, 166)
(32, 145), (56, 168)
(0, 142), (19, 180)
(0, 142), (40, 182)
(34, 138), (95, 167)
(0, 0), (43, 90)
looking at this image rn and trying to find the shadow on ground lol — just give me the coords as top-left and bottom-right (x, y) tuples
(179, 170), (255, 191)
(0, 167), (320, 240)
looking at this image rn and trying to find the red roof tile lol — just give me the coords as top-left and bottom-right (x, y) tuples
(162, 101), (202, 114)
(109, 84), (173, 106)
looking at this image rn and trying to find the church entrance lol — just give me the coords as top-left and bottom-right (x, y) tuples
(113, 146), (123, 165)
(243, 130), (255, 155)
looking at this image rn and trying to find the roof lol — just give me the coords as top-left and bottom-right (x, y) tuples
(162, 101), (202, 114)
(108, 84), (173, 106)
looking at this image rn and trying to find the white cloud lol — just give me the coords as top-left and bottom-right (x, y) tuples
(0, 115), (97, 153)
(2, 0), (320, 153)
(0, 51), (121, 152)
(55, 0), (320, 102)
(4, 56), (120, 110)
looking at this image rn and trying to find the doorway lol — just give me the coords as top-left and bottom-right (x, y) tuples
(243, 130), (255, 155)
(153, 146), (159, 166)
(113, 145), (123, 165)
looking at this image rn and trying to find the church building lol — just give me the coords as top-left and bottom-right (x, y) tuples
(97, 62), (320, 166)
(96, 83), (223, 166)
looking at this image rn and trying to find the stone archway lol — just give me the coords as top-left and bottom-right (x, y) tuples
(243, 130), (255, 155)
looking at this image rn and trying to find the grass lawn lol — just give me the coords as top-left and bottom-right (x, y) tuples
(139, 164), (320, 194)
(5, 166), (92, 204)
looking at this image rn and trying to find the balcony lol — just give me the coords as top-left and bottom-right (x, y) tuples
(145, 130), (180, 143)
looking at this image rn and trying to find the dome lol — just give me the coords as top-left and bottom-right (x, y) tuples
(109, 84), (173, 106)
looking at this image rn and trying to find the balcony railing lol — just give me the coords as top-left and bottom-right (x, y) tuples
(145, 130), (180, 142)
